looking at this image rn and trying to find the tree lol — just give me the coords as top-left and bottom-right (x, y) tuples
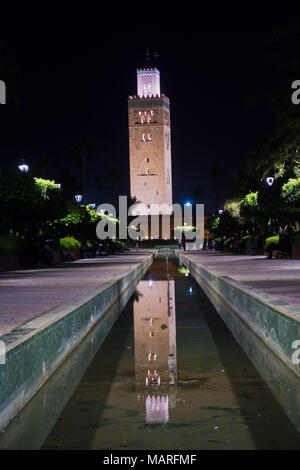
(0, 167), (67, 238)
(57, 204), (100, 241)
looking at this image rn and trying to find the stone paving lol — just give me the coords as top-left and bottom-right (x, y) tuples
(0, 251), (153, 336)
(182, 251), (300, 307)
(2, 249), (299, 338)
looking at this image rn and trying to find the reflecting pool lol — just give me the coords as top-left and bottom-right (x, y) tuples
(1, 259), (300, 450)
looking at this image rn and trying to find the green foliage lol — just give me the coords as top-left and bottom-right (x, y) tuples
(281, 178), (300, 203)
(100, 213), (119, 224)
(265, 235), (279, 247)
(60, 237), (81, 251)
(224, 237), (234, 247)
(242, 234), (256, 247)
(217, 210), (241, 237)
(205, 215), (220, 233)
(0, 168), (67, 237)
(176, 225), (196, 232)
(224, 198), (241, 218)
(0, 234), (24, 255)
(206, 210), (241, 240)
(34, 178), (60, 200)
(178, 266), (190, 275)
(58, 204), (101, 240)
(241, 191), (258, 208)
(60, 205), (100, 227)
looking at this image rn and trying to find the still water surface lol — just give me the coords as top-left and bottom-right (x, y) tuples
(2, 259), (300, 449)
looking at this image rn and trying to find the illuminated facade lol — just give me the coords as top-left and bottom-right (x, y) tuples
(128, 60), (173, 216)
(133, 278), (177, 424)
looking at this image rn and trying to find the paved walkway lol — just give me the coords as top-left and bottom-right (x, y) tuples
(0, 251), (153, 336)
(182, 252), (300, 308)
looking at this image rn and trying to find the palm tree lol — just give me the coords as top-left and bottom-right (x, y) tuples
(65, 135), (97, 194)
(94, 167), (123, 205)
(128, 195), (141, 209)
(192, 186), (203, 204)
(78, 135), (96, 194)
(209, 164), (224, 213)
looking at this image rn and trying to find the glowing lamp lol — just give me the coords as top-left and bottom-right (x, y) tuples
(75, 195), (83, 203)
(18, 164), (29, 173)
(266, 177), (274, 186)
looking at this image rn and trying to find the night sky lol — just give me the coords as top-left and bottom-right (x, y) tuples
(0, 20), (296, 212)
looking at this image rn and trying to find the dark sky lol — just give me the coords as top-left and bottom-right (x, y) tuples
(0, 24), (294, 211)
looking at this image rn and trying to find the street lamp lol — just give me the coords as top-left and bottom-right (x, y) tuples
(18, 160), (29, 173)
(89, 203), (96, 209)
(75, 195), (83, 203)
(218, 209), (224, 215)
(266, 177), (274, 186)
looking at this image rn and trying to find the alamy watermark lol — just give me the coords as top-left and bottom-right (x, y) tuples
(291, 80), (300, 105)
(95, 197), (204, 250)
(0, 80), (6, 104)
(291, 340), (300, 365)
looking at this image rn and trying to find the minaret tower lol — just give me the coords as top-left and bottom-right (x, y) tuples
(128, 49), (173, 215)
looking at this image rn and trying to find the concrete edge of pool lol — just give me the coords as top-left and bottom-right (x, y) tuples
(179, 252), (300, 379)
(0, 254), (153, 432)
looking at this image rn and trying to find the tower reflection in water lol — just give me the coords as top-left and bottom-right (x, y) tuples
(133, 277), (177, 424)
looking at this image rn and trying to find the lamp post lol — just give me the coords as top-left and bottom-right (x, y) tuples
(75, 195), (83, 203)
(18, 160), (29, 173)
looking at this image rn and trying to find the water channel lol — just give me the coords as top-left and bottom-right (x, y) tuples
(1, 257), (300, 450)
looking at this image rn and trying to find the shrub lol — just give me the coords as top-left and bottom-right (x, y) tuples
(0, 235), (24, 255)
(281, 178), (300, 203)
(60, 236), (81, 251)
(242, 234), (257, 247)
(224, 237), (234, 247)
(265, 235), (279, 247)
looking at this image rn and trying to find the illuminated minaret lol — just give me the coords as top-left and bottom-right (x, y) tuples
(128, 49), (173, 215)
